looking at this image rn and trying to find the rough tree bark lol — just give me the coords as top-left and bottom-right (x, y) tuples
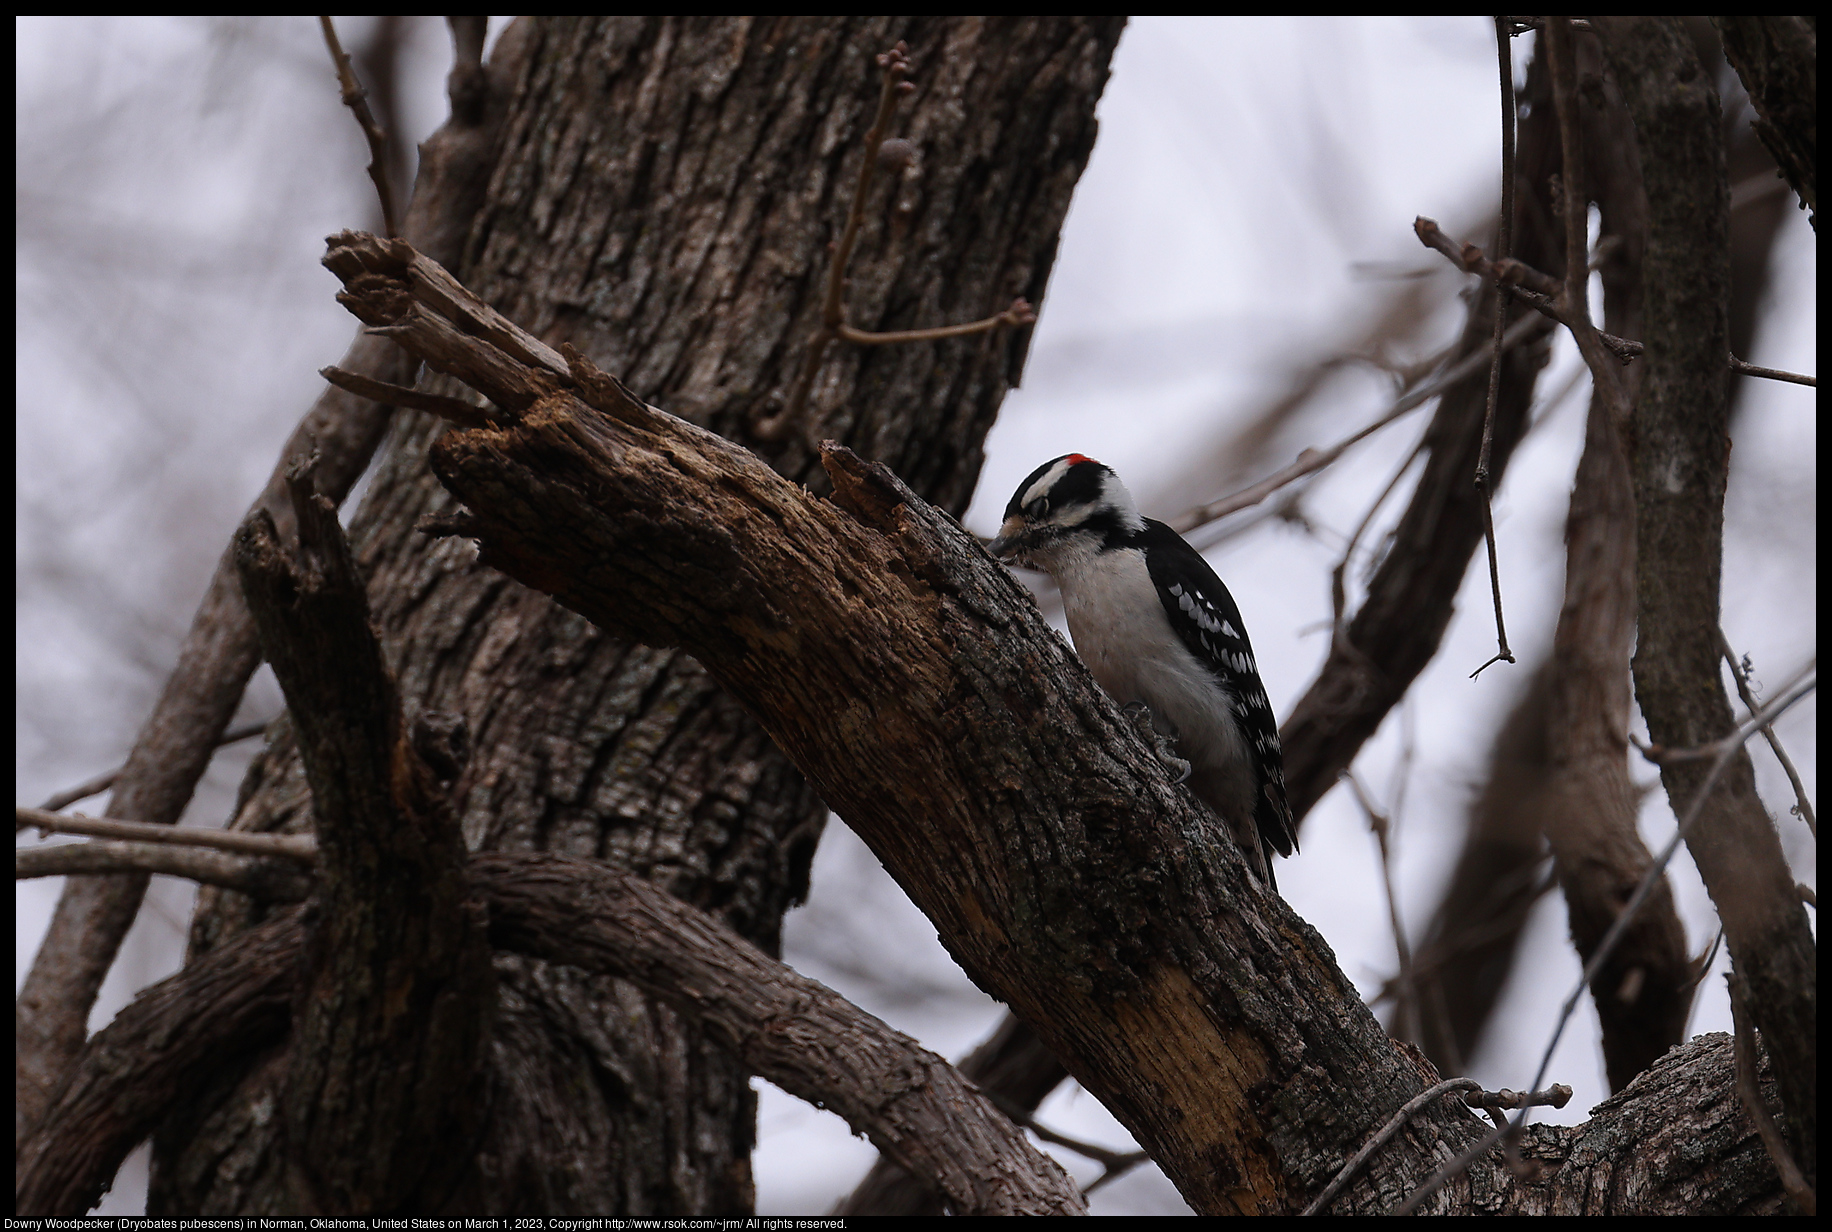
(136, 16), (1123, 1215)
(1711, 16), (1816, 227)
(1594, 14), (1816, 1184)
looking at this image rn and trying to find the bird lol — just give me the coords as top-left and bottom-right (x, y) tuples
(987, 453), (1296, 886)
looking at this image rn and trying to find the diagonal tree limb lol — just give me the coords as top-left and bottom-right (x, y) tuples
(475, 852), (1085, 1216)
(323, 230), (1497, 1213)
(14, 850), (1085, 1217)
(14, 17), (518, 1145)
(835, 1010), (1072, 1214)
(1711, 17), (1816, 228)
(12, 334), (400, 1145)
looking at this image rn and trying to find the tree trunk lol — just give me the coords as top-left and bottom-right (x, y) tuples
(1595, 14), (1816, 1184)
(146, 16), (1123, 1215)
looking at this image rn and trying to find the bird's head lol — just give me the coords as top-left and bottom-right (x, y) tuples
(987, 453), (1145, 571)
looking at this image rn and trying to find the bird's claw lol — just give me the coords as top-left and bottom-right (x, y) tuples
(1123, 702), (1191, 783)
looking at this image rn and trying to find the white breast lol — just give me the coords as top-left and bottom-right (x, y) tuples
(1050, 546), (1251, 796)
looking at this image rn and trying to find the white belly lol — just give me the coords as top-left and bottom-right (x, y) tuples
(1056, 549), (1252, 811)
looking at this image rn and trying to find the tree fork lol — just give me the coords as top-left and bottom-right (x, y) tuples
(233, 465), (495, 1215)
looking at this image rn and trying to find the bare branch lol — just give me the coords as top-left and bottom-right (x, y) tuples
(320, 365), (499, 427)
(1415, 216), (1637, 364)
(28, 720), (266, 816)
(1727, 355), (1815, 387)
(17, 806), (317, 862)
(1397, 663), (1816, 1215)
(1342, 771), (1420, 1045)
(1633, 664), (1817, 767)
(1730, 973), (1818, 1214)
(1306, 1079), (1506, 1216)
(16, 847), (1087, 1218)
(1415, 218), (1815, 387)
(1721, 634), (1815, 836)
(1470, 15), (1523, 677)
(16, 840), (313, 902)
(1547, 664), (1812, 1099)
(1307, 1077), (1575, 1217)
(837, 297), (1035, 346)
(319, 16), (401, 238)
(475, 851), (1086, 1215)
(1169, 311), (1551, 534)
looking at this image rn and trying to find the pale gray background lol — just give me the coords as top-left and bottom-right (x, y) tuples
(17, 16), (1815, 1216)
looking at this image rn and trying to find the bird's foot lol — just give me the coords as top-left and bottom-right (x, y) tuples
(1123, 702), (1191, 784)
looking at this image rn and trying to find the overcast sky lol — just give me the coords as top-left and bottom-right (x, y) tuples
(17, 16), (1816, 1216)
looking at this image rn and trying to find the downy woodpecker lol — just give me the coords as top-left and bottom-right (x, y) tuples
(988, 454), (1296, 885)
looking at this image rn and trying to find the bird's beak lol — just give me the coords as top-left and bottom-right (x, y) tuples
(987, 515), (1029, 560)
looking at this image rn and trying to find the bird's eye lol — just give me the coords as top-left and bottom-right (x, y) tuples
(1026, 498), (1049, 518)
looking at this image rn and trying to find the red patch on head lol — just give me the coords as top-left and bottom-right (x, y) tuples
(1064, 453), (1097, 466)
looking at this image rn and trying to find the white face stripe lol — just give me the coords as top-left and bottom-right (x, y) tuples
(1020, 457), (1079, 509)
(1019, 457), (1144, 536)
(1096, 468), (1144, 533)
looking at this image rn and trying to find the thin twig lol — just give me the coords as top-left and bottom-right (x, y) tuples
(1728, 356), (1816, 387)
(320, 365), (499, 427)
(983, 1092), (1150, 1198)
(1392, 662), (1816, 1215)
(1470, 16), (1521, 681)
(28, 720), (268, 817)
(320, 16), (400, 239)
(17, 806), (317, 863)
(1342, 770), (1420, 1045)
(1326, 439), (1426, 675)
(758, 43), (1035, 441)
(1728, 973), (1817, 1214)
(17, 840), (314, 901)
(836, 301), (1034, 347)
(1303, 1078), (1481, 1214)
(1302, 1078), (1571, 1216)
(1415, 219), (1815, 388)
(1168, 311), (1553, 535)
(1718, 633), (1816, 837)
(1633, 661), (1818, 767)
